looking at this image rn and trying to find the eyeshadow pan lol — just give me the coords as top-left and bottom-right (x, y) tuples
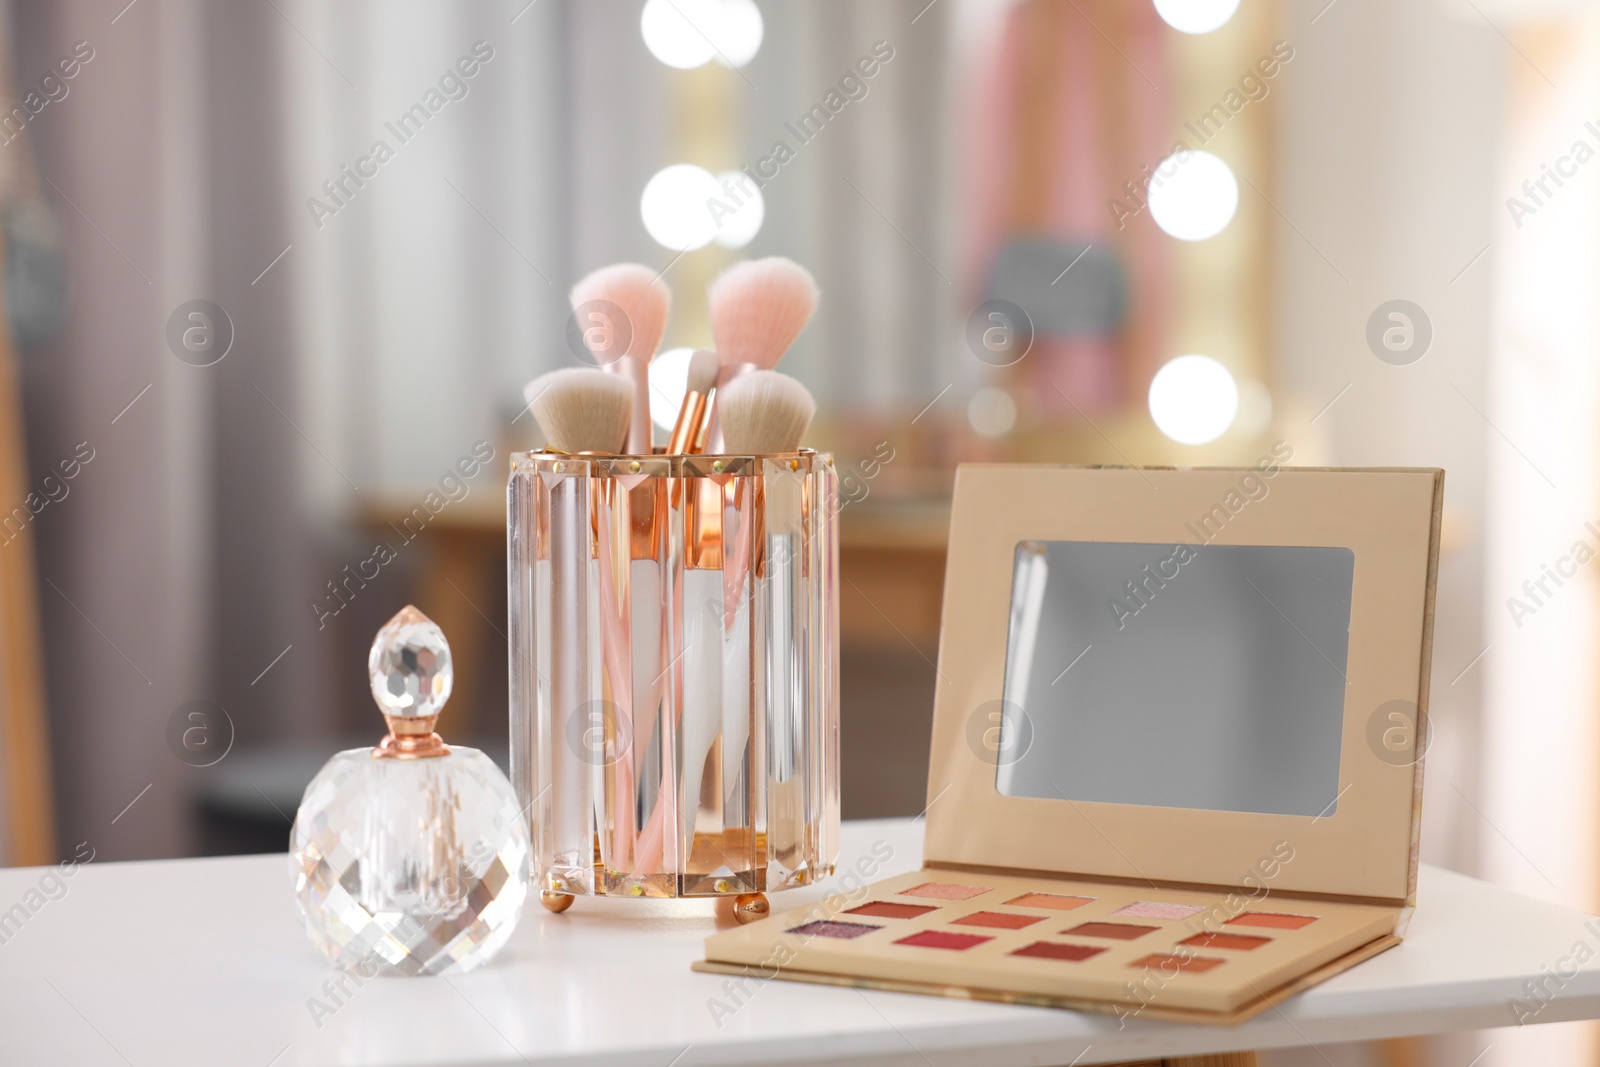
(1004, 892), (1094, 911)
(894, 930), (992, 951)
(787, 920), (880, 940)
(1226, 911), (1319, 930)
(1132, 953), (1226, 974)
(901, 882), (990, 901)
(845, 901), (938, 920)
(1012, 941), (1106, 962)
(951, 911), (1045, 930)
(1181, 931), (1272, 952)
(1114, 900), (1207, 920)
(1064, 921), (1158, 941)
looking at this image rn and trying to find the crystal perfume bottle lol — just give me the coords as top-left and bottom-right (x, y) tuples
(289, 605), (530, 976)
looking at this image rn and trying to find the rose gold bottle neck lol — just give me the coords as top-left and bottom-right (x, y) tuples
(372, 714), (451, 760)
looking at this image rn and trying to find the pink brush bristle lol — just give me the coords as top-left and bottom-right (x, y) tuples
(569, 263), (670, 366)
(708, 257), (819, 371)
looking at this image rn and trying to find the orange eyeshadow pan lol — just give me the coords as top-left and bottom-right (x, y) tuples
(1226, 911), (1318, 930)
(1004, 892), (1094, 911)
(845, 901), (939, 920)
(1065, 921), (1158, 940)
(951, 911), (1044, 930)
(1132, 953), (1227, 974)
(1012, 941), (1106, 962)
(895, 930), (992, 951)
(901, 882), (990, 901)
(1181, 931), (1272, 951)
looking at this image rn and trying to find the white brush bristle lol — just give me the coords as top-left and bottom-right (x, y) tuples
(686, 349), (721, 396)
(718, 370), (816, 455)
(569, 263), (670, 363)
(523, 368), (633, 453)
(708, 257), (818, 371)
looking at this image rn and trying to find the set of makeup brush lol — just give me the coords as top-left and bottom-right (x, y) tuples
(523, 257), (819, 457)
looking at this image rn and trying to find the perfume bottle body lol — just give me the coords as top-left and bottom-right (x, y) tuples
(290, 745), (530, 976)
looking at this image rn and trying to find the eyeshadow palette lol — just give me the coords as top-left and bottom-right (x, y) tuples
(700, 466), (1443, 1024)
(700, 868), (1396, 1019)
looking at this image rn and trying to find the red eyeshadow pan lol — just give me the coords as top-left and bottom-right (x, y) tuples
(1012, 941), (1106, 962)
(951, 911), (1044, 930)
(1181, 931), (1272, 951)
(786, 920), (880, 940)
(901, 882), (990, 901)
(1064, 921), (1158, 940)
(894, 930), (992, 951)
(845, 901), (938, 920)
(1004, 892), (1094, 911)
(1132, 953), (1226, 974)
(1226, 911), (1318, 930)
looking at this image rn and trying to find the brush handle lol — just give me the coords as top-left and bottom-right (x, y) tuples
(625, 356), (652, 454)
(667, 389), (709, 455)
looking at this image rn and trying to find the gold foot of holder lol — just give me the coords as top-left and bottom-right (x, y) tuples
(733, 892), (769, 924)
(539, 890), (575, 914)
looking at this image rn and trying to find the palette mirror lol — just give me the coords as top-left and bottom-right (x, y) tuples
(996, 540), (1355, 818)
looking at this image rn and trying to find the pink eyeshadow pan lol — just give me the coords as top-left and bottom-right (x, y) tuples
(894, 930), (992, 951)
(901, 881), (990, 901)
(1114, 900), (1207, 920)
(1004, 892), (1094, 911)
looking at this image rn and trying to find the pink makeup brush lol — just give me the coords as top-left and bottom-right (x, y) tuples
(569, 264), (671, 454)
(704, 257), (818, 452)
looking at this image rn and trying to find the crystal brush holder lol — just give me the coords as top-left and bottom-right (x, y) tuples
(289, 605), (531, 975)
(508, 449), (841, 922)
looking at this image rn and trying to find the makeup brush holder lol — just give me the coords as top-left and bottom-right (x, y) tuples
(508, 449), (840, 923)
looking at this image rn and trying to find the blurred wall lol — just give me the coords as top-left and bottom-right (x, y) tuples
(1273, 1), (1595, 1065)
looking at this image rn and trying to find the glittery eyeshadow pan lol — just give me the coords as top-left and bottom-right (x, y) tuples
(786, 920), (880, 940)
(900, 882), (991, 901)
(1113, 900), (1207, 920)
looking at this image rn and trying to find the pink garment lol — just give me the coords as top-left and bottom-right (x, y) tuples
(964, 0), (1172, 415)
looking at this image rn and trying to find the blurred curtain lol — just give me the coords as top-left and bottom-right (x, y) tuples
(10, 0), (334, 861)
(10, 0), (955, 861)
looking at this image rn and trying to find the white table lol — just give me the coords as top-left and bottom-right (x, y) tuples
(1, 818), (1596, 1066)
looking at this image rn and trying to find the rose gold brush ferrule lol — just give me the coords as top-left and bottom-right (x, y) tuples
(667, 389), (710, 456)
(372, 715), (450, 759)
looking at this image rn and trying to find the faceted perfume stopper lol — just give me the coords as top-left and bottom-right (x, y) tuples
(369, 605), (453, 720)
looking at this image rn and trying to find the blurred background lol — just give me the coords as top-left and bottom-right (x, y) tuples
(0, 0), (1590, 1062)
